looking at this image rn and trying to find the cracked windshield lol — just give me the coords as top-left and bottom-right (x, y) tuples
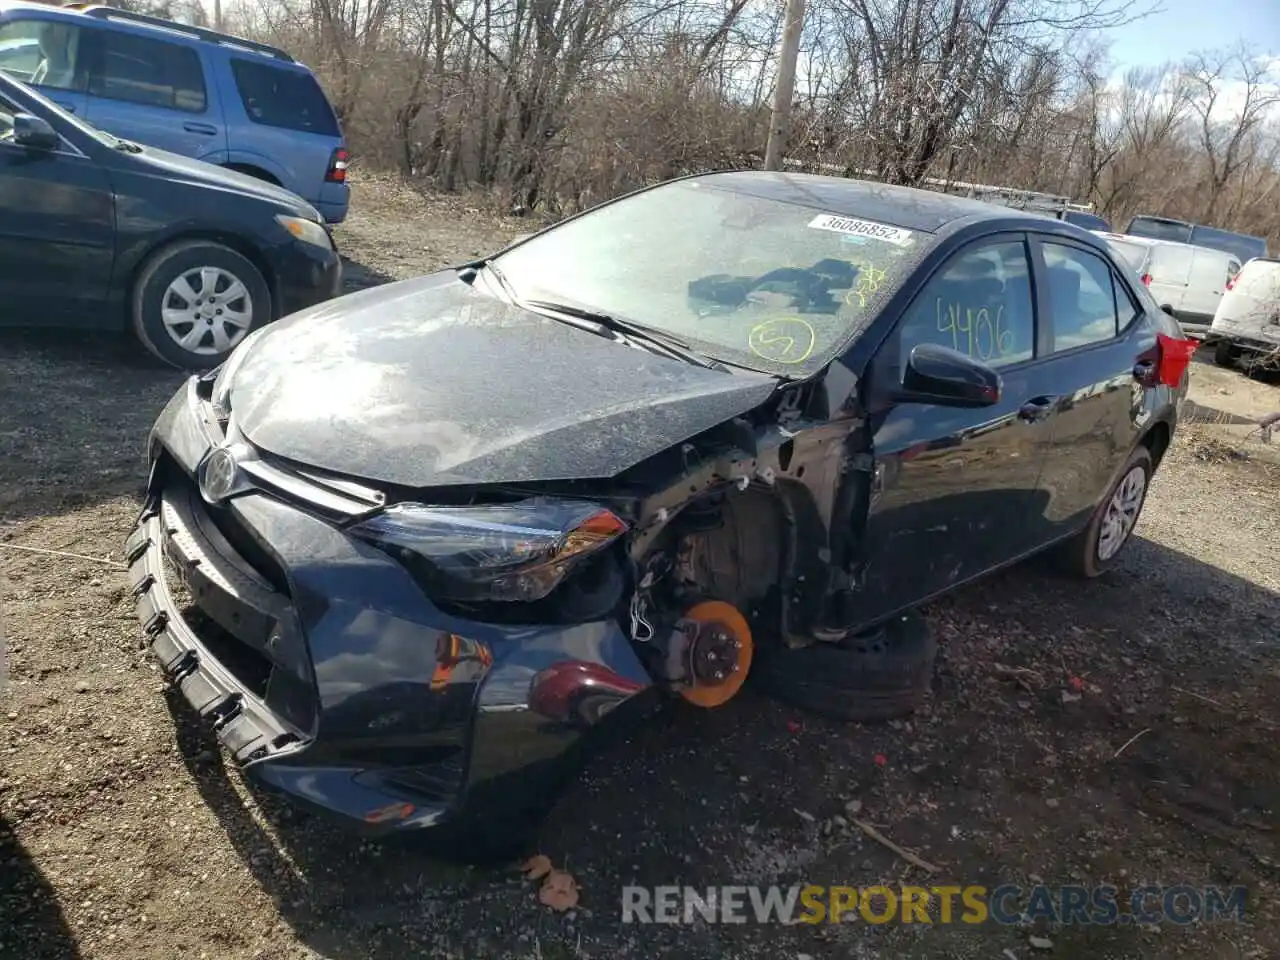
(493, 180), (920, 372)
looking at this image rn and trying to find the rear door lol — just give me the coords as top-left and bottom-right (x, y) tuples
(855, 233), (1056, 621)
(81, 26), (226, 160)
(1026, 236), (1154, 536)
(0, 17), (89, 116)
(1145, 243), (1193, 315)
(1214, 260), (1280, 343)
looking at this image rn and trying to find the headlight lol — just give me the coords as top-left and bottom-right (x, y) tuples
(276, 214), (332, 249)
(350, 498), (628, 603)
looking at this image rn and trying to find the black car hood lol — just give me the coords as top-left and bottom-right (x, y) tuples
(127, 145), (320, 220)
(225, 273), (779, 488)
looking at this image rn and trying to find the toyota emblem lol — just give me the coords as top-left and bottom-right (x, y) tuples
(200, 446), (239, 503)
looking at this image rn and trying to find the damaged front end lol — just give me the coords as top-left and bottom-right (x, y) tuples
(128, 362), (873, 849)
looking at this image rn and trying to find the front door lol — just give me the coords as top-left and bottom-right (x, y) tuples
(853, 234), (1056, 622)
(0, 92), (114, 325)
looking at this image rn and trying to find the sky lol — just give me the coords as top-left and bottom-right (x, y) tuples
(1104, 0), (1279, 67)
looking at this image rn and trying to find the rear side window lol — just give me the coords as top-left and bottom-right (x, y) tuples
(89, 31), (206, 112)
(1043, 243), (1124, 351)
(229, 59), (339, 136)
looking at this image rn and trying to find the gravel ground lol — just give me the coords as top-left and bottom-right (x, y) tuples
(2, 176), (1280, 960)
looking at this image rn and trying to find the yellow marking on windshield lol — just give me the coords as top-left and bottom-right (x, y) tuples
(843, 265), (887, 309)
(748, 317), (817, 364)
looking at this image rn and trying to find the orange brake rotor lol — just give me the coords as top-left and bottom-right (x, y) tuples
(677, 600), (753, 708)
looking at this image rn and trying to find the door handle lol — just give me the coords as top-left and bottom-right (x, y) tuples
(1018, 396), (1057, 422)
(182, 121), (218, 135)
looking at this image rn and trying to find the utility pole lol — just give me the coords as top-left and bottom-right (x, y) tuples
(213, 0), (223, 31)
(763, 0), (806, 171)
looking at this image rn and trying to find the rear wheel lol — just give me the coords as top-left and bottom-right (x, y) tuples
(752, 611), (936, 722)
(131, 240), (272, 370)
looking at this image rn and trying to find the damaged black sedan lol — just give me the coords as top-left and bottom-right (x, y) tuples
(127, 172), (1191, 856)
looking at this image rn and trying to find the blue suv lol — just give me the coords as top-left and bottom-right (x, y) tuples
(0, 1), (349, 223)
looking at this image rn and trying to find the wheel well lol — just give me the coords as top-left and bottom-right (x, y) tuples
(127, 232), (277, 319)
(1141, 420), (1172, 470)
(225, 163), (281, 186)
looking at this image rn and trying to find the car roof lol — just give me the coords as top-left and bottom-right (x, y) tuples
(687, 171), (1047, 234)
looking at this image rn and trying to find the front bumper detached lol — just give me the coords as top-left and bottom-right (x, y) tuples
(128, 378), (654, 836)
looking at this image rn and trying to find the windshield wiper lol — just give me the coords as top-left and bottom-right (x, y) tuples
(521, 299), (726, 371)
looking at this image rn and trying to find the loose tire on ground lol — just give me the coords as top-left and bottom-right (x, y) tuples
(1056, 445), (1153, 579)
(131, 240), (272, 370)
(751, 610), (937, 722)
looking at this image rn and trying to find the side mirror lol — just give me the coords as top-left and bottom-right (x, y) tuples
(12, 114), (59, 151)
(1160, 303), (1175, 316)
(899, 343), (1001, 408)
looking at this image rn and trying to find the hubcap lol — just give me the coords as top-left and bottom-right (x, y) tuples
(160, 267), (253, 356)
(1097, 465), (1147, 561)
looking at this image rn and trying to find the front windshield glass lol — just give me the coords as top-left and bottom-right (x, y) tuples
(493, 180), (923, 373)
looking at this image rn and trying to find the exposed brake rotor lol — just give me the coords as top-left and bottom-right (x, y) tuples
(671, 600), (753, 708)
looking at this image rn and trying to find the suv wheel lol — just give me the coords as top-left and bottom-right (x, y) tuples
(132, 240), (272, 370)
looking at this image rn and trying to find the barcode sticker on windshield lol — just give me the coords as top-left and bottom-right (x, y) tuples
(808, 214), (914, 246)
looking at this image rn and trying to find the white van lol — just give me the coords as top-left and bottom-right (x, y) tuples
(1206, 257), (1280, 368)
(1092, 232), (1241, 337)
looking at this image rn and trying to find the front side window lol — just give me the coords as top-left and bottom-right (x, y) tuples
(1043, 243), (1123, 351)
(896, 240), (1036, 369)
(89, 31), (206, 112)
(0, 19), (86, 92)
(493, 180), (925, 374)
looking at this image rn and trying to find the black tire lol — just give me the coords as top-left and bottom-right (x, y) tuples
(1056, 445), (1153, 579)
(752, 611), (937, 722)
(131, 240), (272, 370)
(1213, 339), (1237, 368)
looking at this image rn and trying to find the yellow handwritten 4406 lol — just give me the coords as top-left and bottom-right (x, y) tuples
(935, 299), (1014, 361)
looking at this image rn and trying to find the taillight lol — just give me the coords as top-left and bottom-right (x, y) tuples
(325, 147), (349, 183)
(1140, 273), (1152, 286)
(1225, 276), (1237, 291)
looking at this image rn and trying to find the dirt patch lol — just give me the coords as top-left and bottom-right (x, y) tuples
(3, 176), (1280, 959)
